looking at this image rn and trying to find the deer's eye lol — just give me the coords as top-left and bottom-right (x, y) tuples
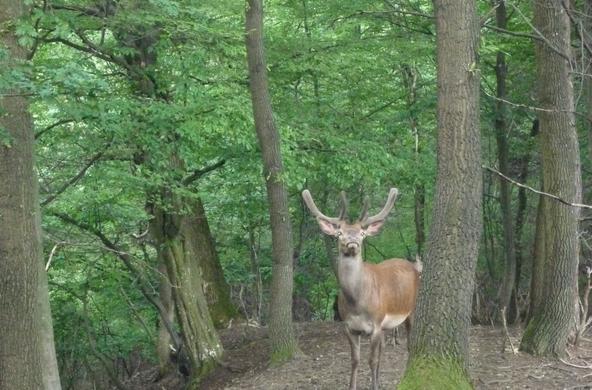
(336, 231), (343, 237)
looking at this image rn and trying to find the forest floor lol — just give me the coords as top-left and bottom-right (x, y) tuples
(131, 321), (592, 389)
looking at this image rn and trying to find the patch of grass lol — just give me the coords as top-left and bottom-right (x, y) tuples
(270, 343), (301, 366)
(398, 355), (473, 390)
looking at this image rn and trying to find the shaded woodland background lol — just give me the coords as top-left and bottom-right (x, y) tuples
(2, 0), (592, 389)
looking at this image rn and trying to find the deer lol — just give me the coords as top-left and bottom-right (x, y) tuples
(302, 188), (421, 390)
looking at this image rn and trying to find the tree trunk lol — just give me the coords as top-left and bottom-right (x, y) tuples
(493, 0), (517, 323)
(402, 64), (426, 256)
(149, 196), (223, 386)
(111, 17), (229, 378)
(0, 2), (61, 389)
(398, 0), (481, 387)
(527, 191), (546, 323)
(520, 0), (581, 356)
(245, 0), (298, 363)
(156, 261), (176, 375)
(190, 198), (236, 328)
(513, 119), (538, 323)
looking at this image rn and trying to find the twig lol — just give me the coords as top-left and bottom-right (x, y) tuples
(483, 166), (592, 210)
(500, 306), (518, 354)
(559, 358), (592, 369)
(45, 242), (62, 271)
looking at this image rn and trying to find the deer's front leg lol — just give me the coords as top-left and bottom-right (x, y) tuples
(345, 328), (360, 390)
(369, 330), (384, 390)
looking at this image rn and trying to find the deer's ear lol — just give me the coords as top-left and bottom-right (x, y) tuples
(364, 220), (385, 236)
(318, 219), (340, 236)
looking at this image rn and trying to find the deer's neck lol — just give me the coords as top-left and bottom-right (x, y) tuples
(337, 253), (365, 305)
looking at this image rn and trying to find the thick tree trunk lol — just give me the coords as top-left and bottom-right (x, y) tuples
(149, 197), (223, 386)
(527, 190), (546, 323)
(520, 0), (581, 356)
(398, 0), (481, 387)
(494, 0), (517, 323)
(245, 0), (298, 363)
(0, 2), (61, 389)
(113, 18), (230, 377)
(190, 198), (236, 327)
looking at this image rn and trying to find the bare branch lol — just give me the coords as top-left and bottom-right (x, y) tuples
(41, 146), (108, 207)
(482, 24), (539, 41)
(182, 159), (226, 186)
(483, 166), (592, 210)
(48, 210), (183, 350)
(35, 118), (77, 140)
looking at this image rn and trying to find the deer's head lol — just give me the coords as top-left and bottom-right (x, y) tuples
(302, 188), (399, 257)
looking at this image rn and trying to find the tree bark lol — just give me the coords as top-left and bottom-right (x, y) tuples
(156, 261), (176, 375)
(245, 0), (298, 363)
(149, 196), (223, 386)
(398, 0), (481, 387)
(520, 0), (581, 357)
(0, 2), (61, 389)
(528, 190), (546, 323)
(190, 198), (237, 327)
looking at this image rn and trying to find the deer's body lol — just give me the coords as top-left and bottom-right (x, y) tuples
(337, 259), (420, 336)
(302, 188), (421, 390)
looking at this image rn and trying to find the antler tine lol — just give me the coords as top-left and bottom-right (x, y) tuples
(358, 195), (370, 222)
(360, 188), (399, 226)
(302, 190), (343, 224)
(338, 191), (349, 221)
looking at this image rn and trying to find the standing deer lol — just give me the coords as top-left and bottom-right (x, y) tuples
(302, 188), (421, 390)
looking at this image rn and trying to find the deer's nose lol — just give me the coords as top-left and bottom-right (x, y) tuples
(346, 242), (359, 250)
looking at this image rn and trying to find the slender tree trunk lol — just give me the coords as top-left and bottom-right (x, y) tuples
(402, 64), (426, 256)
(399, 0), (481, 387)
(0, 2), (61, 389)
(512, 119), (537, 323)
(520, 0), (581, 356)
(493, 0), (517, 323)
(245, 0), (298, 363)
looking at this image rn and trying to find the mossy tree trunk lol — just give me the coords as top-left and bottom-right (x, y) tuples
(245, 0), (298, 363)
(520, 0), (581, 356)
(398, 0), (481, 387)
(149, 195), (223, 386)
(0, 2), (61, 389)
(190, 198), (237, 328)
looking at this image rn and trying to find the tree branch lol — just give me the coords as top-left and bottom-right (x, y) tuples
(47, 210), (182, 350)
(35, 118), (77, 140)
(41, 146), (108, 207)
(483, 166), (592, 210)
(182, 159), (226, 186)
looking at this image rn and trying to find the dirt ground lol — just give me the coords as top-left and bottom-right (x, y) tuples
(130, 321), (592, 389)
